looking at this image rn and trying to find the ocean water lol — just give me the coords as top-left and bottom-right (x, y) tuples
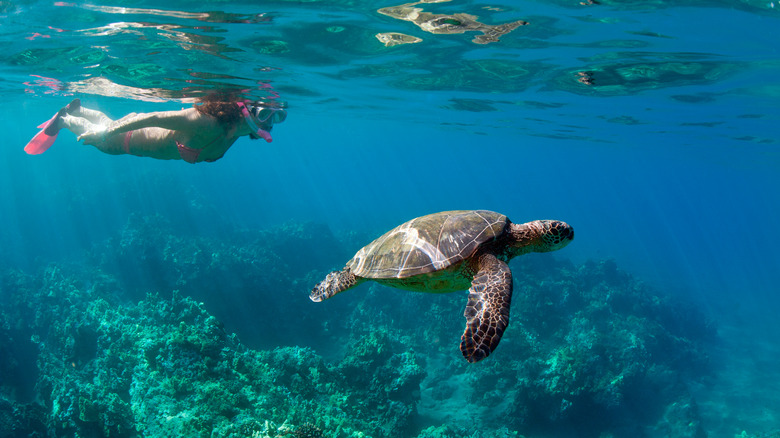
(0, 0), (778, 437)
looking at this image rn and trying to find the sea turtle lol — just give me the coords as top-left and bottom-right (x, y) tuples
(377, 0), (528, 45)
(310, 210), (574, 363)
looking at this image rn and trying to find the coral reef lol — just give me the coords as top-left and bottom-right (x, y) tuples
(341, 257), (716, 436)
(89, 214), (348, 350)
(0, 215), (716, 437)
(0, 265), (422, 437)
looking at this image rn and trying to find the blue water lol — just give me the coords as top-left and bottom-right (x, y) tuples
(1, 0), (779, 437)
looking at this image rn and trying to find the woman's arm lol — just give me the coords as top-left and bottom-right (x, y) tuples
(108, 109), (201, 134)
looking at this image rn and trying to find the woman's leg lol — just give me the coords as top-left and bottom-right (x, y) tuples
(59, 114), (103, 137)
(48, 98), (115, 136)
(69, 105), (114, 126)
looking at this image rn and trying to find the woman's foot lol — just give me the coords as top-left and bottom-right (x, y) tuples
(65, 98), (81, 114)
(43, 99), (81, 135)
(43, 108), (67, 136)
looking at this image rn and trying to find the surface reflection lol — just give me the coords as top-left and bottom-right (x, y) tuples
(54, 2), (271, 24)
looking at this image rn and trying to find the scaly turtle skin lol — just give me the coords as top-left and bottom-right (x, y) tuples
(310, 210), (574, 363)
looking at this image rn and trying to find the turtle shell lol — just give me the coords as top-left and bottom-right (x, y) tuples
(348, 210), (509, 279)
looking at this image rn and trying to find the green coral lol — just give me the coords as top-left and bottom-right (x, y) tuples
(0, 261), (432, 437)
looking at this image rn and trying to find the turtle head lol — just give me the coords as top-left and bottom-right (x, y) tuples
(537, 220), (574, 251)
(509, 220), (574, 255)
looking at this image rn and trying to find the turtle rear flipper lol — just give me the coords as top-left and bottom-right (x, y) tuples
(460, 253), (513, 363)
(310, 268), (362, 302)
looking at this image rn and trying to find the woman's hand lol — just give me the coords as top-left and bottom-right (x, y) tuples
(77, 128), (106, 146)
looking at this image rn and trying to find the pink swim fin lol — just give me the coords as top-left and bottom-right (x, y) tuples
(24, 113), (60, 155)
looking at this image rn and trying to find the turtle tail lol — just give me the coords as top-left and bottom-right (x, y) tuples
(310, 268), (361, 302)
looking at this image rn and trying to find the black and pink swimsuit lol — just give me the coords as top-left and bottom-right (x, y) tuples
(122, 130), (224, 163)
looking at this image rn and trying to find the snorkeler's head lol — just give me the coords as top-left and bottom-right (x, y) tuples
(248, 101), (287, 127)
(237, 101), (287, 142)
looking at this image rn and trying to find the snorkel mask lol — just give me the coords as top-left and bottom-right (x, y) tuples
(236, 101), (287, 143)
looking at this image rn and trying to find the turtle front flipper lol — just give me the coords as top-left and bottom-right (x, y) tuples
(460, 253), (513, 363)
(310, 267), (363, 302)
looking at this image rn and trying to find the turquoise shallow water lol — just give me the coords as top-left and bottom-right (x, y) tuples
(1, 0), (779, 437)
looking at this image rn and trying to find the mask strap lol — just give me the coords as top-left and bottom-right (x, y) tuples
(236, 102), (272, 143)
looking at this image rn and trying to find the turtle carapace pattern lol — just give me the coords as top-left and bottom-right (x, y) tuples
(310, 210), (574, 363)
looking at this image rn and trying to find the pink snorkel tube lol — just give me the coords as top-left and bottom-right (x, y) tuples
(237, 101), (273, 143)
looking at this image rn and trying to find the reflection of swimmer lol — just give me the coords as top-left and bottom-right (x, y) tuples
(25, 93), (287, 163)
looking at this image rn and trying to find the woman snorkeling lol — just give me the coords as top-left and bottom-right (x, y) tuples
(25, 93), (287, 163)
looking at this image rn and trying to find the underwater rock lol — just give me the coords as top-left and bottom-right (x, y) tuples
(336, 329), (425, 436)
(735, 430), (780, 438)
(0, 395), (48, 438)
(650, 396), (707, 438)
(416, 424), (522, 437)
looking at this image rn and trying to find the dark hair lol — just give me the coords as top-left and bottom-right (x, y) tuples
(194, 91), (243, 128)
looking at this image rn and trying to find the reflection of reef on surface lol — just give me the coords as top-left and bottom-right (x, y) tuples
(5, 6), (272, 101)
(376, 32), (423, 47)
(557, 59), (739, 96)
(247, 22), (386, 66)
(602, 115), (644, 125)
(55, 3), (271, 24)
(0, 214), (719, 437)
(393, 58), (543, 92)
(9, 46), (108, 69)
(444, 98), (499, 112)
(549, 0), (778, 15)
(378, 0), (528, 44)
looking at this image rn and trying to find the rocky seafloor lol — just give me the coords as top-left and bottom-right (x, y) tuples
(0, 214), (722, 437)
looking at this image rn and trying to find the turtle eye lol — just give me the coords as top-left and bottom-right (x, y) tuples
(546, 222), (565, 238)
